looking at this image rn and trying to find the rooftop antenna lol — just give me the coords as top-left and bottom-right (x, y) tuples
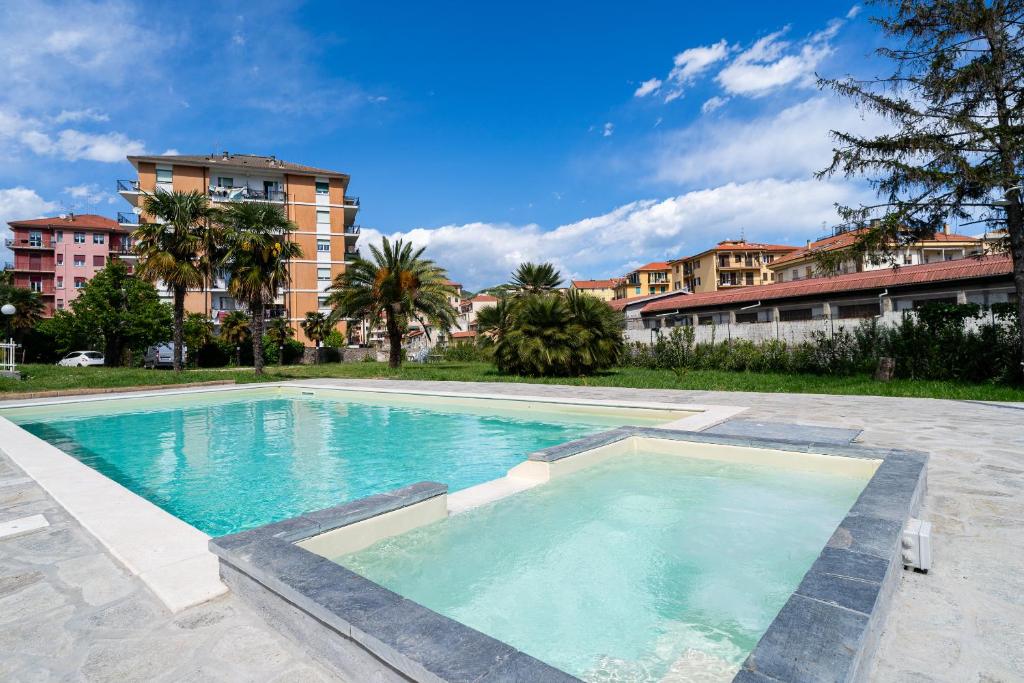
(740, 226), (745, 242)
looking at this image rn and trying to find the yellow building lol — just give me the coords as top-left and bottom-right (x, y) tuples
(116, 152), (360, 344)
(768, 227), (985, 282)
(670, 240), (797, 293)
(569, 279), (620, 302)
(613, 262), (671, 299)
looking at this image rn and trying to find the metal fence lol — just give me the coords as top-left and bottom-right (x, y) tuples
(1, 338), (16, 374)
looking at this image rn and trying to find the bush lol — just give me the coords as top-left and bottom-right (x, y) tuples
(441, 342), (492, 362)
(261, 336), (305, 365)
(324, 329), (346, 348)
(196, 341), (230, 368)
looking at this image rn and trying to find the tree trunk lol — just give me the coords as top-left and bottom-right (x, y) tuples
(385, 308), (402, 369)
(172, 285), (185, 372)
(251, 301), (266, 376)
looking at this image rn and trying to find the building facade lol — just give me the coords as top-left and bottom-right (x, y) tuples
(6, 214), (135, 316)
(670, 240), (797, 294)
(769, 227), (984, 283)
(117, 152), (360, 344)
(613, 262), (671, 299)
(569, 279), (620, 302)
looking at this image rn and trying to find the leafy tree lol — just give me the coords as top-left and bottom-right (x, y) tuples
(135, 190), (212, 371)
(0, 269), (12, 286)
(323, 329), (346, 348)
(301, 312), (331, 358)
(183, 313), (214, 367)
(219, 310), (251, 366)
(327, 237), (458, 368)
(265, 316), (295, 366)
(49, 261), (172, 365)
(509, 262), (563, 294)
(818, 0), (1024, 379)
(220, 202), (302, 376)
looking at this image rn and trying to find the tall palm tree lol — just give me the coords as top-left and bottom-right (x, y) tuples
(510, 262), (563, 294)
(265, 316), (295, 366)
(327, 237), (458, 368)
(219, 310), (251, 366)
(135, 190), (212, 371)
(197, 221), (228, 318)
(220, 202), (302, 376)
(301, 312), (330, 358)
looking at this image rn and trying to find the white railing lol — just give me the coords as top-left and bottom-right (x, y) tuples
(1, 338), (16, 374)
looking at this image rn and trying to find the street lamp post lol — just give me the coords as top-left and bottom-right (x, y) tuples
(1, 303), (18, 379)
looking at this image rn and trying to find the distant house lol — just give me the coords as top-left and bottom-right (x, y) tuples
(569, 279), (621, 302)
(613, 262), (671, 299)
(458, 294), (498, 333)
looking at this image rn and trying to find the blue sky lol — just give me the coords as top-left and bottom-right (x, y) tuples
(0, 0), (887, 289)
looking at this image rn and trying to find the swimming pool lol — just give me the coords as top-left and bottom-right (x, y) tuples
(332, 449), (871, 681)
(1, 387), (693, 536)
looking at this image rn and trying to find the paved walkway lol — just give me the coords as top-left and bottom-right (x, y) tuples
(3, 380), (1023, 681)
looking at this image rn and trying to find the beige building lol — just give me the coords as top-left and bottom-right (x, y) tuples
(613, 262), (671, 299)
(769, 227), (985, 283)
(670, 240), (797, 294)
(117, 152), (360, 344)
(569, 279), (620, 302)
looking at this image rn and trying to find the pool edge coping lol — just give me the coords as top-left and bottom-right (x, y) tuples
(210, 427), (928, 683)
(0, 381), (744, 614)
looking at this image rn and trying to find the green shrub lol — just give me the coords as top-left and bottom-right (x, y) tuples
(324, 329), (346, 348)
(261, 336), (305, 365)
(442, 342), (492, 362)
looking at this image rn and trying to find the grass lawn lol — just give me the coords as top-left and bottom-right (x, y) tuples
(2, 361), (1023, 402)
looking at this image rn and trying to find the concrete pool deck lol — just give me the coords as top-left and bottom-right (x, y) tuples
(2, 379), (1023, 681)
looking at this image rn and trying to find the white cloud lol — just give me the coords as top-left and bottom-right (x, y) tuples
(603, 122), (614, 137)
(52, 108), (109, 124)
(634, 78), (663, 98)
(716, 26), (834, 97)
(701, 96), (729, 114)
(663, 39), (731, 100)
(21, 129), (145, 162)
(162, 148), (180, 156)
(63, 183), (113, 205)
(363, 178), (869, 289)
(653, 96), (887, 186)
(846, 5), (862, 19)
(0, 187), (59, 261)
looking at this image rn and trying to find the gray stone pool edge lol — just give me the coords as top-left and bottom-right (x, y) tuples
(209, 426), (928, 683)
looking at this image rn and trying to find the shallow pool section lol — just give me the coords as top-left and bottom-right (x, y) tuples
(1, 388), (687, 536)
(337, 451), (870, 681)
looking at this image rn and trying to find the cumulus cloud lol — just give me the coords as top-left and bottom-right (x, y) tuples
(363, 178), (869, 289)
(634, 78), (663, 98)
(21, 129), (145, 162)
(653, 96), (887, 186)
(63, 183), (115, 205)
(715, 27), (833, 96)
(663, 39), (731, 101)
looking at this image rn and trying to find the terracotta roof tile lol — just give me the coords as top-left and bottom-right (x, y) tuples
(8, 213), (121, 230)
(571, 279), (619, 289)
(128, 153), (350, 179)
(772, 229), (982, 267)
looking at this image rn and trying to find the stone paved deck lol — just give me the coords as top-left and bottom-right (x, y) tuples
(3, 380), (1023, 681)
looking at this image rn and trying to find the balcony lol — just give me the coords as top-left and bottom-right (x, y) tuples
(5, 238), (53, 250)
(209, 186), (288, 203)
(343, 196), (360, 208)
(344, 247), (361, 262)
(117, 179), (140, 193)
(344, 224), (361, 236)
(117, 211), (145, 226)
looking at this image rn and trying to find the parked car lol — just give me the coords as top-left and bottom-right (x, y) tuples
(143, 343), (187, 369)
(57, 351), (105, 367)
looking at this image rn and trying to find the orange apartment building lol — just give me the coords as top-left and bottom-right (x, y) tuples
(613, 262), (671, 299)
(669, 240), (797, 294)
(116, 152), (360, 344)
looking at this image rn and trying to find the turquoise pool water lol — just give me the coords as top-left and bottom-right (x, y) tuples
(5, 389), (652, 536)
(342, 451), (869, 681)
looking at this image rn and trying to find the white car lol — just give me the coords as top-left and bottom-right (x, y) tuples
(57, 351), (105, 367)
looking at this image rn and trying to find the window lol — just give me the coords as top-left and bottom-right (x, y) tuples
(719, 256), (729, 268)
(317, 295), (330, 309)
(93, 255), (105, 267)
(317, 239), (330, 253)
(735, 311), (758, 324)
(28, 230), (42, 247)
(734, 253), (743, 263)
(316, 181), (330, 196)
(93, 233), (104, 244)
(765, 254), (775, 263)
(903, 254), (913, 265)
(29, 276), (42, 292)
(217, 176), (234, 188)
(745, 272), (754, 285)
(156, 168), (173, 184)
(55, 230), (63, 243)
(56, 276), (64, 289)
(56, 300), (64, 310)
(634, 286), (641, 295)
(698, 315), (714, 325)
(74, 277), (86, 289)
(56, 253), (64, 265)
(74, 232), (85, 244)
(694, 260), (700, 269)
(74, 255), (85, 267)
(837, 302), (880, 319)
(317, 267), (331, 281)
(316, 209), (330, 226)
(779, 308), (813, 322)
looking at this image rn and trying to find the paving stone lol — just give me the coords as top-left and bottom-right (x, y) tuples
(57, 553), (136, 606)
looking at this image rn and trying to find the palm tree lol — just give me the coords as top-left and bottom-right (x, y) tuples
(510, 262), (563, 294)
(301, 312), (330, 361)
(474, 297), (514, 346)
(328, 237), (458, 368)
(0, 285), (44, 361)
(220, 202), (302, 376)
(219, 310), (251, 366)
(135, 190), (212, 371)
(265, 316), (295, 366)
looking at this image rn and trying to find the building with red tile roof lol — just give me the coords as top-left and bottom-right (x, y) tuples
(569, 279), (621, 302)
(668, 239), (799, 295)
(613, 262), (672, 299)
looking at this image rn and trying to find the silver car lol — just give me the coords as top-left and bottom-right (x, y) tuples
(143, 343), (187, 369)
(57, 351), (105, 367)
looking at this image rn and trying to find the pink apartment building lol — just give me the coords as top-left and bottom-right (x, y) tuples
(6, 213), (135, 316)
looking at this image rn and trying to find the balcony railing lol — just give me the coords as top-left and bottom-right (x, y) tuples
(209, 186), (287, 203)
(344, 224), (361, 235)
(343, 196), (360, 208)
(117, 179), (140, 192)
(344, 248), (361, 261)
(117, 211), (144, 226)
(5, 238), (53, 250)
